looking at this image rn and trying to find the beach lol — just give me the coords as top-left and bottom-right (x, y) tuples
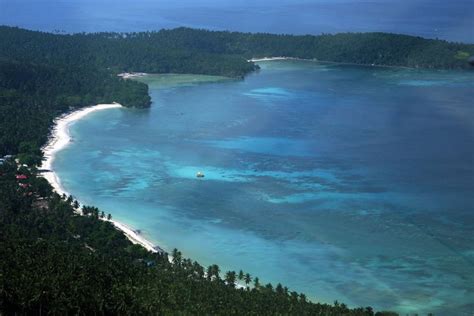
(41, 103), (162, 254)
(248, 57), (300, 62)
(118, 72), (148, 79)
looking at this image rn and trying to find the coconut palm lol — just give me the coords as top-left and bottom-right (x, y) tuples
(276, 283), (284, 295)
(211, 264), (220, 280)
(290, 291), (299, 301)
(238, 269), (244, 281)
(254, 277), (260, 288)
(193, 261), (204, 278)
(265, 283), (273, 292)
(225, 271), (236, 287)
(172, 248), (182, 265)
(244, 273), (252, 286)
(66, 195), (73, 204)
(206, 265), (213, 281)
(300, 293), (307, 303)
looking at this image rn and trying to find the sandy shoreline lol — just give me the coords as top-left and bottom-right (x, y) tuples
(249, 56), (417, 70)
(118, 72), (148, 79)
(41, 103), (163, 254)
(248, 56), (301, 62)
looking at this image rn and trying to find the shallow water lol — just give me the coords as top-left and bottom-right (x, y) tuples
(55, 62), (474, 315)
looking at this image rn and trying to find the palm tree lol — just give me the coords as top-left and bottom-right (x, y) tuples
(254, 277), (260, 288)
(276, 283), (284, 295)
(184, 259), (194, 272)
(66, 195), (73, 204)
(81, 205), (89, 215)
(211, 264), (220, 280)
(244, 273), (252, 286)
(225, 271), (236, 287)
(290, 291), (299, 301)
(107, 213), (112, 221)
(206, 265), (213, 281)
(172, 248), (182, 266)
(73, 200), (79, 209)
(265, 283), (273, 292)
(193, 261), (204, 278)
(206, 264), (220, 281)
(299, 293), (307, 303)
(238, 269), (244, 281)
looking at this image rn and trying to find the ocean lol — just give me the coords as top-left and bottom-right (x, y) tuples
(54, 61), (474, 315)
(0, 0), (473, 43)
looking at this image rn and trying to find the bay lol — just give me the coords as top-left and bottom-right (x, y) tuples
(55, 61), (474, 314)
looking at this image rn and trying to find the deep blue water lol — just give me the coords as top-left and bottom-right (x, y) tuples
(0, 0), (473, 42)
(54, 61), (474, 315)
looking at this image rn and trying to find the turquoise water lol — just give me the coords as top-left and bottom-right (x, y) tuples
(55, 62), (474, 315)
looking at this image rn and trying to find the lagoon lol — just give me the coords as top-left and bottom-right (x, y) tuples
(54, 61), (474, 315)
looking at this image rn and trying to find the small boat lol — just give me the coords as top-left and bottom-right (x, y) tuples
(196, 171), (205, 178)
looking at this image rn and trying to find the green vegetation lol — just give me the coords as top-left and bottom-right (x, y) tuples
(0, 59), (150, 156)
(1, 26), (473, 157)
(1, 161), (400, 315)
(454, 50), (470, 60)
(1, 25), (469, 314)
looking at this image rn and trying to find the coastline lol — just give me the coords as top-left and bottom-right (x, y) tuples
(248, 56), (422, 70)
(248, 56), (303, 62)
(41, 103), (163, 254)
(118, 72), (148, 79)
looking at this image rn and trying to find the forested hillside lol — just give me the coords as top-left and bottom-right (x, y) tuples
(0, 60), (150, 156)
(1, 26), (473, 73)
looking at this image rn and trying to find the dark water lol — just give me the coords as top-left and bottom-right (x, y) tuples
(55, 61), (474, 315)
(0, 0), (473, 42)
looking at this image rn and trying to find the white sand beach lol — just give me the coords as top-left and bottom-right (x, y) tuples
(41, 103), (162, 254)
(110, 220), (161, 253)
(118, 72), (148, 79)
(248, 57), (296, 62)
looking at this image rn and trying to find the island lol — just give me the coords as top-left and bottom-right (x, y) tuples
(1, 25), (473, 315)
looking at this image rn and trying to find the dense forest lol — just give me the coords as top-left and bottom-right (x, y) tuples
(0, 59), (150, 156)
(1, 25), (471, 314)
(1, 26), (473, 74)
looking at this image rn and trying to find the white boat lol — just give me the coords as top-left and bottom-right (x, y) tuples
(196, 171), (205, 178)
